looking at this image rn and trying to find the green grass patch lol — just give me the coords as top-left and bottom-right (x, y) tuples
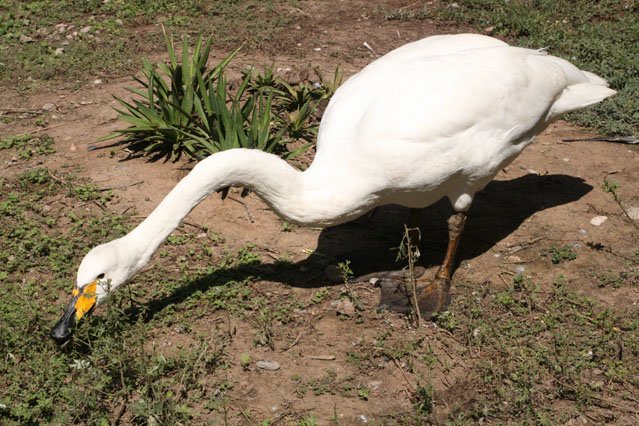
(0, 0), (291, 87)
(440, 275), (639, 423)
(0, 167), (269, 424)
(0, 134), (56, 159)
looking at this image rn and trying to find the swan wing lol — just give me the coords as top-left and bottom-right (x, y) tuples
(354, 46), (615, 152)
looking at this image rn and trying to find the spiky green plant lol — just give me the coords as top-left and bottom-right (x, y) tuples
(100, 31), (241, 161)
(102, 33), (341, 162)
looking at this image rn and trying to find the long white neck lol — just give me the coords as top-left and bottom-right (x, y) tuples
(120, 148), (379, 272)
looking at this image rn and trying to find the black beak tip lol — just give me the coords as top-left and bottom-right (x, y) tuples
(51, 314), (75, 345)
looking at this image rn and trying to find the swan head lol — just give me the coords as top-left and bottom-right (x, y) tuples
(51, 239), (135, 344)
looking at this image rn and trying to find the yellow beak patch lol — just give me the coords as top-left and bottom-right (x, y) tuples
(74, 280), (98, 321)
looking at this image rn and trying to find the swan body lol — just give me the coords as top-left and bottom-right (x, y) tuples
(52, 34), (615, 342)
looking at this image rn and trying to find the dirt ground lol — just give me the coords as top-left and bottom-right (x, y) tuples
(2, 1), (638, 424)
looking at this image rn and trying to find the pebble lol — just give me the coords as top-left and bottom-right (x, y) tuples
(69, 143), (77, 151)
(256, 360), (280, 371)
(626, 206), (639, 220)
(589, 216), (607, 226)
(54, 47), (64, 55)
(93, 79), (103, 85)
(80, 26), (92, 34)
(19, 35), (34, 43)
(368, 380), (382, 390)
(359, 414), (368, 423)
(336, 299), (355, 316)
(42, 103), (55, 111)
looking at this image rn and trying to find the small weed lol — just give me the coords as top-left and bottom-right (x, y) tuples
(542, 245), (577, 264)
(311, 287), (330, 304)
(602, 178), (639, 230)
(240, 353), (250, 370)
(413, 383), (434, 416)
(298, 412), (319, 426)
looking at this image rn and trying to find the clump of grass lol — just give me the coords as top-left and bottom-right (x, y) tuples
(103, 32), (340, 162)
(435, 0), (639, 136)
(542, 244), (578, 264)
(444, 276), (639, 423)
(0, 134), (55, 159)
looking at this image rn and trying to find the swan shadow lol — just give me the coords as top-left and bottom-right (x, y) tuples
(130, 173), (591, 322)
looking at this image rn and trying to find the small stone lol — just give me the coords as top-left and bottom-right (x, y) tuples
(114, 18), (123, 25)
(507, 255), (522, 262)
(80, 26), (92, 34)
(483, 26), (494, 34)
(359, 414), (368, 423)
(527, 169), (539, 175)
(69, 143), (77, 152)
(589, 216), (608, 226)
(144, 197), (151, 201)
(19, 35), (34, 44)
(336, 299), (355, 316)
(42, 103), (55, 111)
(368, 380), (382, 390)
(626, 206), (639, 220)
(579, 229), (587, 234)
(11, 156), (18, 162)
(256, 360), (280, 371)
(54, 47), (64, 55)
(563, 157), (570, 162)
(197, 232), (207, 239)
(324, 264), (343, 283)
(115, 164), (127, 169)
(93, 79), (103, 85)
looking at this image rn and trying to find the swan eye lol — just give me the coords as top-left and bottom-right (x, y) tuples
(97, 273), (105, 280)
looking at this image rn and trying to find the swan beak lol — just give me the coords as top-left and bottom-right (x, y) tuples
(50, 280), (98, 345)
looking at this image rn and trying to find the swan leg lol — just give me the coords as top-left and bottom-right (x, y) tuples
(356, 212), (467, 318)
(414, 211), (466, 318)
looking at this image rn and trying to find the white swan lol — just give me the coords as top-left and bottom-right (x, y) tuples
(52, 33), (616, 343)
